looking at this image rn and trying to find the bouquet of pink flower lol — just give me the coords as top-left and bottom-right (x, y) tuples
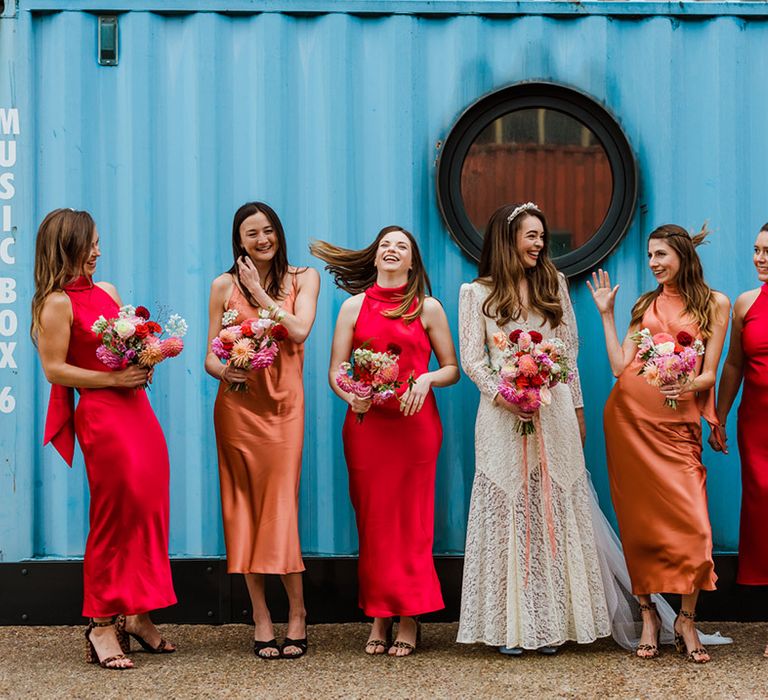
(335, 342), (404, 423)
(493, 328), (573, 435)
(631, 328), (705, 409)
(91, 305), (187, 387)
(211, 308), (289, 392)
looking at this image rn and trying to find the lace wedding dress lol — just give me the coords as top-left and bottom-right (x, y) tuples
(457, 277), (611, 648)
(456, 277), (731, 650)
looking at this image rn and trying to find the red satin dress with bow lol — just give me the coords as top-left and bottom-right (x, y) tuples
(342, 283), (444, 618)
(44, 277), (176, 617)
(737, 284), (768, 584)
(603, 290), (718, 595)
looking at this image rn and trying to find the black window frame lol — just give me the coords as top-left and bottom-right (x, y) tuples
(436, 81), (638, 277)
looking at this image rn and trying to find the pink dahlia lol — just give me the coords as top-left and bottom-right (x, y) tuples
(376, 362), (400, 384)
(517, 354), (539, 377)
(251, 343), (279, 369)
(96, 345), (123, 370)
(211, 337), (230, 360)
(161, 337), (184, 358)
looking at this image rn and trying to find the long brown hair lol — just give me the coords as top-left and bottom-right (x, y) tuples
(477, 203), (563, 328)
(228, 202), (290, 306)
(31, 208), (95, 340)
(629, 223), (717, 338)
(310, 226), (432, 322)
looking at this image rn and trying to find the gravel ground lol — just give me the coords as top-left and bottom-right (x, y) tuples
(1, 622), (767, 699)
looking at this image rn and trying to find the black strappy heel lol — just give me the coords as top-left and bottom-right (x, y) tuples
(280, 636), (308, 659)
(253, 638), (281, 660)
(124, 615), (175, 654)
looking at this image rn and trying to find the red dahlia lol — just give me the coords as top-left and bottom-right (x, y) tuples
(676, 331), (694, 347)
(272, 325), (289, 341)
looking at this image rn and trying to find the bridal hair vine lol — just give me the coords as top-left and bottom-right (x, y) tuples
(507, 202), (539, 224)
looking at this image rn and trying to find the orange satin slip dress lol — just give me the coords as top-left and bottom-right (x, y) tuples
(603, 289), (718, 595)
(214, 273), (305, 574)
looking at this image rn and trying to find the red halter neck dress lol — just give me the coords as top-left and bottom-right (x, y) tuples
(342, 283), (444, 617)
(737, 284), (768, 584)
(44, 276), (176, 617)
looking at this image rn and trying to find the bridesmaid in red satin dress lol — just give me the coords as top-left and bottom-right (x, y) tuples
(588, 224), (729, 664)
(33, 209), (176, 670)
(709, 225), (768, 656)
(312, 227), (459, 656)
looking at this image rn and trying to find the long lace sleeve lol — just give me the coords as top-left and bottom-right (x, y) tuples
(555, 273), (584, 409)
(458, 283), (499, 399)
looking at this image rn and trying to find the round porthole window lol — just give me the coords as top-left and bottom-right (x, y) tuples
(436, 82), (637, 277)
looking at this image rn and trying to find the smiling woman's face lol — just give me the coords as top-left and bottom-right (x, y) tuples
(375, 230), (412, 273)
(239, 211), (278, 262)
(647, 238), (681, 286)
(82, 226), (100, 276)
(754, 229), (768, 283)
(515, 214), (545, 269)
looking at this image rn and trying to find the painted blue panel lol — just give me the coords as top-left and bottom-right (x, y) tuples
(2, 6), (765, 562)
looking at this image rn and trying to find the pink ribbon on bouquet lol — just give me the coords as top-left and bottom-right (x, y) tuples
(521, 413), (557, 587)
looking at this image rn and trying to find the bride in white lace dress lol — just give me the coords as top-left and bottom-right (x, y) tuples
(457, 203), (611, 652)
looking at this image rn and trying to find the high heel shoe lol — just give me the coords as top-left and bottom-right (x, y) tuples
(281, 622), (309, 660)
(364, 618), (393, 655)
(390, 616), (421, 657)
(124, 615), (175, 654)
(674, 609), (710, 664)
(636, 602), (661, 659)
(85, 617), (134, 670)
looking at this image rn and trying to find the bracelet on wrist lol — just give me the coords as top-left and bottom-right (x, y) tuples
(268, 305), (286, 322)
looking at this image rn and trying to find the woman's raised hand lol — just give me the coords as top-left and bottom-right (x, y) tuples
(237, 255), (262, 294)
(586, 269), (619, 315)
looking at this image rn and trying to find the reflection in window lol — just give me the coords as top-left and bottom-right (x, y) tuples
(461, 108), (613, 257)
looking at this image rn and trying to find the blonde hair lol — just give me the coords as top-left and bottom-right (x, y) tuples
(630, 223), (717, 338)
(310, 226), (431, 322)
(477, 203), (563, 328)
(31, 208), (95, 340)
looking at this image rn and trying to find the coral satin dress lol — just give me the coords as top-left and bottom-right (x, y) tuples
(343, 284), (444, 618)
(214, 277), (305, 574)
(43, 276), (176, 618)
(737, 284), (768, 584)
(603, 290), (718, 595)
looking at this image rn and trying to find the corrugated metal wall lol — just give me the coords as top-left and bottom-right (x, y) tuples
(2, 2), (766, 562)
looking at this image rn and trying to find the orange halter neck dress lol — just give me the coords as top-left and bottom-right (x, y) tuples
(603, 290), (718, 595)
